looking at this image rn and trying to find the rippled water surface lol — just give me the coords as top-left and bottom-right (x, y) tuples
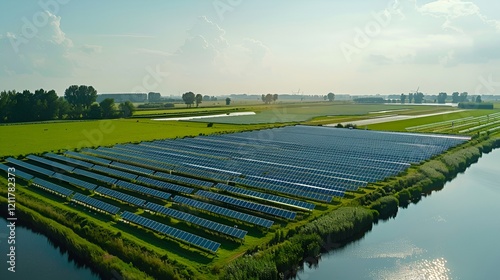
(297, 149), (500, 280)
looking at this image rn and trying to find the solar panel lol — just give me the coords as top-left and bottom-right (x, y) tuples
(172, 195), (274, 228)
(214, 183), (315, 211)
(120, 211), (221, 253)
(44, 153), (94, 168)
(31, 177), (74, 197)
(73, 168), (117, 185)
(95, 186), (146, 206)
(135, 176), (194, 194)
(52, 173), (97, 191)
(26, 155), (75, 172)
(196, 190), (296, 220)
(0, 163), (34, 181)
(110, 161), (154, 175)
(91, 165), (138, 180)
(154, 171), (213, 188)
(65, 151), (111, 165)
(72, 193), (120, 215)
(115, 180), (171, 200)
(6, 157), (55, 177)
(145, 202), (247, 239)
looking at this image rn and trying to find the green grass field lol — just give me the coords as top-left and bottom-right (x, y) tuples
(366, 109), (500, 132)
(1, 101), (499, 279)
(0, 119), (279, 157)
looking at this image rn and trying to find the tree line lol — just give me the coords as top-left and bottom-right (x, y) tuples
(0, 85), (135, 123)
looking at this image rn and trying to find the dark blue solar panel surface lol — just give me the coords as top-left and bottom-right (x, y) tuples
(52, 173), (97, 191)
(91, 165), (138, 180)
(26, 155), (75, 172)
(32, 177), (74, 197)
(44, 153), (94, 168)
(72, 193), (120, 215)
(196, 190), (296, 220)
(120, 211), (221, 253)
(115, 180), (171, 200)
(145, 202), (247, 239)
(6, 157), (55, 177)
(95, 186), (146, 206)
(0, 163), (34, 181)
(154, 171), (213, 188)
(173, 195), (274, 228)
(215, 183), (315, 211)
(73, 168), (117, 184)
(135, 176), (194, 194)
(65, 151), (111, 165)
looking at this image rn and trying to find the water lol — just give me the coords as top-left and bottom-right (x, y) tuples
(297, 148), (500, 280)
(0, 218), (100, 280)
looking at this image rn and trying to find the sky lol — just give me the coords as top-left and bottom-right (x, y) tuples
(1, 0), (500, 96)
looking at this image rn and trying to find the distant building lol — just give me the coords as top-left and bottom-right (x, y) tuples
(96, 93), (148, 103)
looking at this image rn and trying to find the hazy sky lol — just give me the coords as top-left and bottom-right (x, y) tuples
(1, 0), (499, 96)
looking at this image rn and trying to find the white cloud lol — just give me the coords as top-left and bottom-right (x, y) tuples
(1, 11), (74, 77)
(81, 44), (102, 54)
(417, 0), (500, 32)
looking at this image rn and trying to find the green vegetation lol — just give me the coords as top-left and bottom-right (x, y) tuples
(367, 109), (500, 132)
(0, 119), (281, 157)
(1, 102), (500, 279)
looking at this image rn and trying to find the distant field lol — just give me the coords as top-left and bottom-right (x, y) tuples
(186, 103), (443, 124)
(0, 119), (278, 157)
(366, 109), (500, 132)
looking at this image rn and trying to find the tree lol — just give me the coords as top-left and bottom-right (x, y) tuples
(99, 98), (116, 118)
(476, 95), (482, 103)
(262, 94), (273, 104)
(273, 94), (278, 102)
(88, 103), (102, 119)
(327, 92), (335, 102)
(460, 92), (468, 102)
(203, 95), (210, 101)
(414, 92), (424, 104)
(400, 93), (406, 104)
(182, 92), (195, 107)
(408, 93), (414, 103)
(195, 93), (203, 107)
(225, 97), (231, 105)
(56, 97), (71, 120)
(451, 92), (460, 103)
(119, 101), (135, 117)
(148, 92), (161, 102)
(64, 85), (97, 110)
(437, 92), (447, 104)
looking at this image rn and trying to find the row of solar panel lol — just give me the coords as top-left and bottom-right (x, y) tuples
(32, 177), (74, 197)
(232, 177), (333, 203)
(115, 180), (171, 200)
(0, 163), (35, 181)
(196, 190), (296, 220)
(136, 176), (194, 194)
(214, 183), (315, 211)
(95, 186), (146, 207)
(154, 171), (213, 188)
(173, 195), (274, 228)
(145, 202), (247, 239)
(121, 211), (221, 253)
(72, 193), (120, 215)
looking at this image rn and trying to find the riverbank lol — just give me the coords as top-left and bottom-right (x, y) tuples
(219, 135), (500, 279)
(1, 132), (498, 280)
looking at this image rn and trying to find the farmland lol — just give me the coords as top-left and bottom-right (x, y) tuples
(1, 102), (499, 279)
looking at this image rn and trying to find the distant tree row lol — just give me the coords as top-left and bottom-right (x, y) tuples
(0, 85), (135, 123)
(261, 94), (278, 104)
(400, 92), (424, 104)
